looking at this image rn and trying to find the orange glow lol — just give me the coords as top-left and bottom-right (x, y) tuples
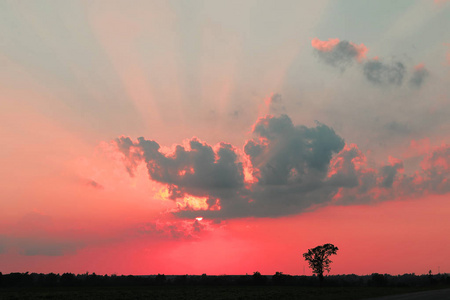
(244, 165), (255, 181)
(178, 195), (209, 210)
(327, 156), (343, 178)
(311, 38), (340, 52)
(351, 42), (368, 61)
(155, 187), (170, 200)
(209, 199), (221, 211)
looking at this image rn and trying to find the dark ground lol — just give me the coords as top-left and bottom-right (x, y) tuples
(1, 286), (449, 300)
(363, 288), (450, 300)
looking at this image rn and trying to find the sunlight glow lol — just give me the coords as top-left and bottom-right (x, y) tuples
(178, 195), (209, 210)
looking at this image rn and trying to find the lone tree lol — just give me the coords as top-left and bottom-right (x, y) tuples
(303, 243), (338, 284)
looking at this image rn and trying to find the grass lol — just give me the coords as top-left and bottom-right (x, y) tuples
(0, 285), (447, 300)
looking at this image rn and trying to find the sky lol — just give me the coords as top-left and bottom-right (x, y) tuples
(0, 0), (449, 276)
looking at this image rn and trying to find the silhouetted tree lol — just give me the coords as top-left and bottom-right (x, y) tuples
(303, 243), (338, 284)
(252, 271), (267, 285)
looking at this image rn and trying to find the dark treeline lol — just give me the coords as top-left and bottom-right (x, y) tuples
(0, 271), (449, 288)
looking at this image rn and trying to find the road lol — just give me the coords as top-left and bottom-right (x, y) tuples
(364, 288), (450, 300)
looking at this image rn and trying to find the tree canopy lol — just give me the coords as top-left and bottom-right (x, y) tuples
(303, 243), (338, 282)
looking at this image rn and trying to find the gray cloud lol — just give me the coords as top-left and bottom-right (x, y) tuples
(0, 235), (83, 256)
(314, 40), (362, 71)
(363, 60), (406, 86)
(379, 161), (403, 188)
(248, 115), (345, 181)
(331, 144), (450, 205)
(312, 38), (430, 89)
(116, 114), (450, 219)
(116, 136), (245, 201)
(229, 115), (346, 218)
(409, 66), (429, 88)
(118, 115), (347, 218)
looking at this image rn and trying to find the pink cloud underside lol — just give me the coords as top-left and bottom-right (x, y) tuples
(311, 38), (368, 60)
(311, 38), (340, 52)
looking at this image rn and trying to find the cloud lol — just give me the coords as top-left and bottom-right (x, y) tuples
(312, 38), (368, 71)
(118, 114), (346, 218)
(237, 115), (346, 217)
(0, 235), (84, 256)
(332, 144), (450, 205)
(363, 60), (406, 86)
(409, 64), (429, 88)
(312, 38), (430, 88)
(379, 158), (404, 188)
(247, 115), (345, 181)
(116, 136), (245, 201)
(116, 114), (450, 219)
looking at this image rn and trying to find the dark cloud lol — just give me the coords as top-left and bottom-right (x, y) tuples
(238, 115), (346, 217)
(313, 40), (365, 71)
(116, 114), (450, 219)
(312, 38), (431, 89)
(116, 136), (245, 200)
(409, 65), (429, 88)
(363, 60), (406, 86)
(379, 160), (403, 188)
(248, 115), (345, 180)
(118, 115), (347, 218)
(327, 145), (364, 189)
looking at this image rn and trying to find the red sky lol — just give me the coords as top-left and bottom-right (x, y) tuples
(1, 1), (449, 276)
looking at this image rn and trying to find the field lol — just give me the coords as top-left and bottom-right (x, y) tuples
(0, 285), (446, 300)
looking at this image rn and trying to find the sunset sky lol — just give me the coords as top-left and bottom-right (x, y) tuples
(1, 0), (450, 276)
